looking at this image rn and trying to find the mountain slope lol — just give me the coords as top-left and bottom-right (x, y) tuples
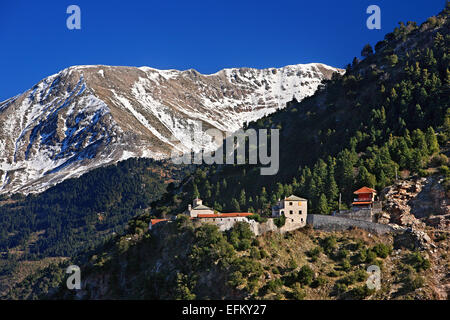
(0, 63), (341, 195)
(2, 3), (449, 301)
(149, 5), (449, 218)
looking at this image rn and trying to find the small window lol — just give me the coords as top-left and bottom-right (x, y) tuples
(280, 210), (284, 215)
(291, 219), (294, 222)
(299, 210), (302, 214)
(301, 218), (304, 222)
(289, 202), (293, 205)
(290, 210), (293, 214)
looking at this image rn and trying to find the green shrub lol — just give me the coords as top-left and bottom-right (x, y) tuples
(260, 249), (269, 259)
(439, 165), (450, 176)
(297, 265), (314, 286)
(274, 215), (286, 228)
(354, 269), (368, 282)
(356, 249), (367, 264)
(320, 236), (337, 255)
(289, 258), (298, 270)
(341, 259), (351, 272)
(250, 247), (261, 259)
(291, 282), (306, 300)
(327, 270), (340, 277)
(337, 249), (350, 261)
(406, 252), (431, 272)
(404, 274), (425, 292)
(248, 214), (268, 223)
(333, 282), (348, 295)
(265, 278), (283, 293)
(228, 271), (244, 287)
(307, 247), (322, 262)
(372, 243), (392, 258)
(311, 276), (327, 288)
(429, 154), (448, 167)
(349, 285), (375, 299)
(239, 239), (252, 251)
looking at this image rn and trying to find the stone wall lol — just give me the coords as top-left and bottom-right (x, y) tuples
(333, 209), (373, 222)
(205, 217), (292, 236)
(306, 214), (396, 235)
(248, 219), (278, 236)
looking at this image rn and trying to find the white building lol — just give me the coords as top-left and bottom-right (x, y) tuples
(272, 195), (308, 228)
(186, 198), (215, 217)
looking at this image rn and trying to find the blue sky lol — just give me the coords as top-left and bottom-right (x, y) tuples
(0, 0), (446, 101)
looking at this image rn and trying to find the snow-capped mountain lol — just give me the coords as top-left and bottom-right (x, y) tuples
(0, 63), (343, 194)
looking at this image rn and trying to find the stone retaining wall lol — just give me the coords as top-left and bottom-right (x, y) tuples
(306, 214), (396, 235)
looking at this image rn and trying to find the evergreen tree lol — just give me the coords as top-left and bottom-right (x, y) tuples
(356, 166), (376, 189)
(361, 44), (374, 57)
(425, 127), (439, 155)
(317, 194), (329, 215)
(193, 184), (200, 198)
(326, 166), (339, 206)
(231, 198), (240, 212)
(239, 189), (246, 208)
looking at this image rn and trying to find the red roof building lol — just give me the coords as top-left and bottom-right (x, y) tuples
(352, 187), (377, 206)
(196, 212), (253, 219)
(149, 218), (169, 230)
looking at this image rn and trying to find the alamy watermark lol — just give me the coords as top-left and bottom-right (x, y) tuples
(66, 265), (81, 290)
(66, 5), (81, 30)
(170, 120), (279, 175)
(366, 265), (381, 290)
(366, 5), (381, 30)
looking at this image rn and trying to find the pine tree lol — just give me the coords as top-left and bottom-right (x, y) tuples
(425, 127), (439, 155)
(356, 166), (376, 189)
(239, 189), (246, 207)
(231, 198), (240, 212)
(317, 194), (329, 215)
(412, 129), (428, 156)
(193, 184), (200, 198)
(326, 167), (339, 204)
(214, 202), (223, 212)
(361, 44), (374, 57)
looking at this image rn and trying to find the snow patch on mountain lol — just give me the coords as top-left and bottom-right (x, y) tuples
(0, 63), (343, 194)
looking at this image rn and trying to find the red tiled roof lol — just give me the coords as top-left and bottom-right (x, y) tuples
(197, 213), (253, 218)
(151, 219), (169, 225)
(352, 201), (372, 205)
(354, 186), (376, 194)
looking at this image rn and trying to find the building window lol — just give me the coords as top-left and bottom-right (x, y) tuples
(301, 218), (304, 222)
(280, 210), (284, 215)
(291, 219), (294, 222)
(299, 210), (302, 214)
(290, 210), (293, 214)
(289, 202), (293, 205)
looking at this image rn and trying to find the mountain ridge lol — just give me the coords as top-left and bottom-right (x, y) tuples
(0, 63), (342, 195)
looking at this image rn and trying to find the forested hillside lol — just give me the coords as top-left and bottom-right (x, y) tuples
(0, 158), (188, 258)
(2, 3), (449, 301)
(151, 5), (449, 218)
(7, 216), (447, 300)
(0, 158), (190, 294)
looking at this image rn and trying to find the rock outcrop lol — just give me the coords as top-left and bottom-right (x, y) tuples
(381, 176), (449, 231)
